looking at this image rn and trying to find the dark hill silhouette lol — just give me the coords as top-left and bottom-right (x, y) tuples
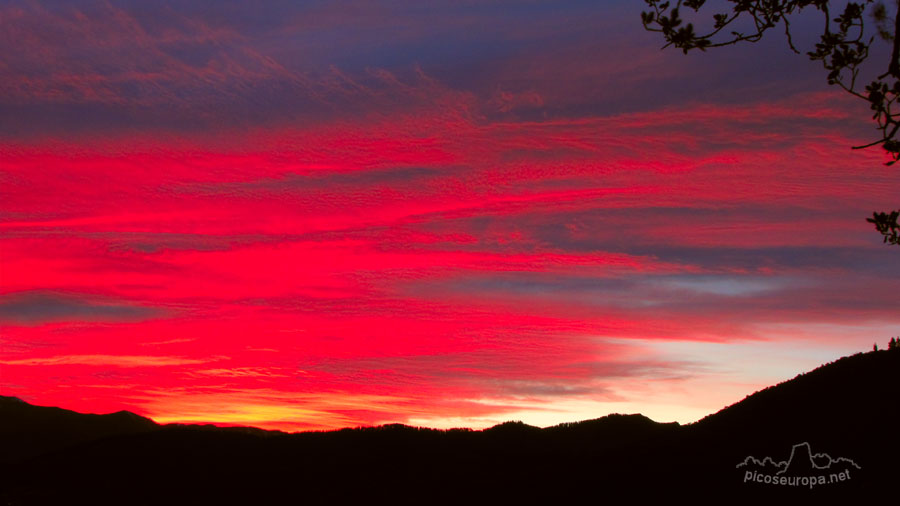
(1, 348), (897, 505)
(0, 396), (159, 463)
(679, 348), (899, 494)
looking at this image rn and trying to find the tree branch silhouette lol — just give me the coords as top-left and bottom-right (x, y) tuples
(642, 0), (899, 245)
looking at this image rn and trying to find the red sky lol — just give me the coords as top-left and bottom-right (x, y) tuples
(1, 0), (898, 431)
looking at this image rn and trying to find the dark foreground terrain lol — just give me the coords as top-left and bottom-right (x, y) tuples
(1, 349), (897, 504)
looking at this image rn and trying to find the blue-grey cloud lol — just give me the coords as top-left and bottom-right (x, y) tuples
(0, 291), (166, 325)
(0, 0), (853, 137)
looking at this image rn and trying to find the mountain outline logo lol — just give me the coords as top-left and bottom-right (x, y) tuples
(737, 442), (860, 488)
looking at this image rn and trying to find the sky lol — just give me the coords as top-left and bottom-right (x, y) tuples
(1, 0), (898, 431)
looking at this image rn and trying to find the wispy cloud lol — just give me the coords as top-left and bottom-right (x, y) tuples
(0, 354), (216, 367)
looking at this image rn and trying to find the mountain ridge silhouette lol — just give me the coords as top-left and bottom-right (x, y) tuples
(1, 348), (897, 504)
